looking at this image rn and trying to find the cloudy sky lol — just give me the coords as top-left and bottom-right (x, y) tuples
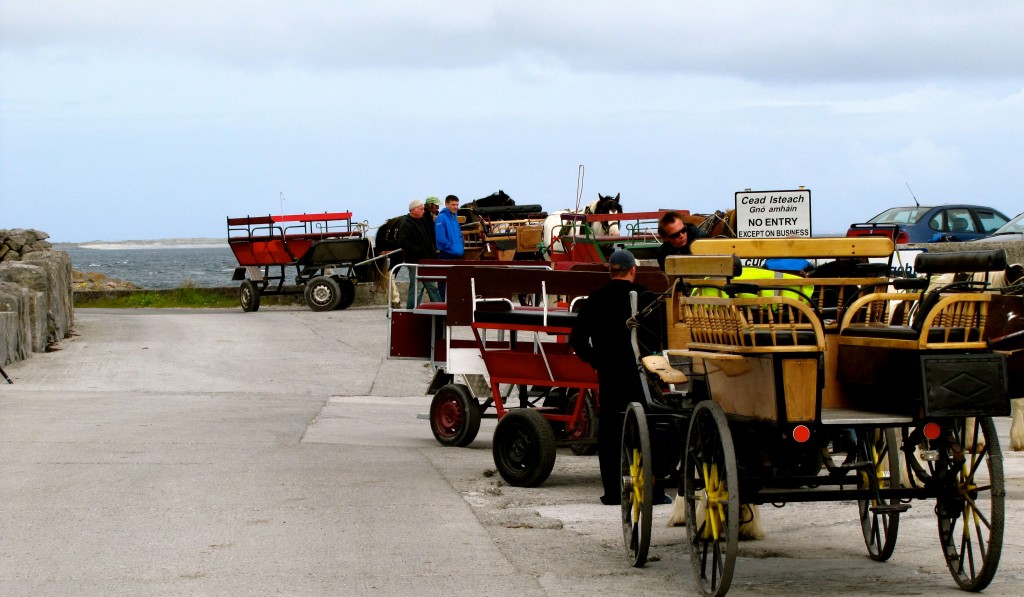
(2, 1), (1023, 242)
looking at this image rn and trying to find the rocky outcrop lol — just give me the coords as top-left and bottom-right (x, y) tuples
(0, 228), (74, 366)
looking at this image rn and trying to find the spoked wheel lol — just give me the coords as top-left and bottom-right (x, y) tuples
(934, 417), (1004, 592)
(334, 278), (356, 310)
(620, 402), (653, 567)
(858, 428), (902, 561)
(304, 275), (341, 311)
(492, 409), (557, 487)
(239, 279), (261, 312)
(567, 390), (598, 456)
(684, 401), (738, 597)
(429, 384), (481, 447)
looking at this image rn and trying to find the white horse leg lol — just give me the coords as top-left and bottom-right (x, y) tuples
(668, 497), (764, 540)
(667, 493), (687, 526)
(1011, 397), (1024, 451)
(738, 504), (766, 540)
(964, 417), (985, 452)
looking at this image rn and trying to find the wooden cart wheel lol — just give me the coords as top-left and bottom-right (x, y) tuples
(684, 401), (738, 597)
(492, 409), (556, 487)
(568, 390), (598, 456)
(334, 278), (356, 310)
(620, 402), (653, 567)
(858, 428), (901, 561)
(239, 279), (260, 312)
(429, 384), (481, 447)
(304, 275), (341, 311)
(935, 417), (1004, 592)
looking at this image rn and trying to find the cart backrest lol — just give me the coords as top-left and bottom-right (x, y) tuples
(688, 237), (895, 260)
(444, 266), (669, 327)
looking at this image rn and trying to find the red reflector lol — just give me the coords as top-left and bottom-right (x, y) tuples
(923, 422), (941, 440)
(792, 425), (811, 443)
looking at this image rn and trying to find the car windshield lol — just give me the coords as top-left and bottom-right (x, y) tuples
(868, 207), (930, 225)
(991, 213), (1024, 235)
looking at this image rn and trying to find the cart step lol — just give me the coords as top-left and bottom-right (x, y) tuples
(869, 503), (911, 514)
(834, 460), (873, 471)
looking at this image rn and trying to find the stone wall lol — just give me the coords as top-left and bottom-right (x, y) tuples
(908, 239), (1024, 266)
(0, 228), (74, 366)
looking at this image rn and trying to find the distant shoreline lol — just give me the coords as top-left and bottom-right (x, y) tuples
(53, 238), (228, 250)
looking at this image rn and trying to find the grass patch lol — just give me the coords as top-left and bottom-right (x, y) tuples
(75, 283), (241, 309)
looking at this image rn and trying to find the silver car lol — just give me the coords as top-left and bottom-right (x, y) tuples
(973, 212), (1024, 243)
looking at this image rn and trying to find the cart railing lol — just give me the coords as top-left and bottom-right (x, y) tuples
(838, 292), (991, 350)
(672, 295), (826, 353)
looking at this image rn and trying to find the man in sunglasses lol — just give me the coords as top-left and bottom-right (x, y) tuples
(656, 211), (704, 270)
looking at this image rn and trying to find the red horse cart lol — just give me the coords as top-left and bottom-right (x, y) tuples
(227, 212), (382, 312)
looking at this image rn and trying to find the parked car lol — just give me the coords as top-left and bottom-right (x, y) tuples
(972, 211), (1024, 243)
(846, 204), (1009, 244)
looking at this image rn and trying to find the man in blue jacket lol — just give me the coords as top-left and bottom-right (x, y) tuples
(435, 195), (464, 260)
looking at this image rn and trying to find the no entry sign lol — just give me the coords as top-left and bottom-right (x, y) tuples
(735, 189), (812, 239)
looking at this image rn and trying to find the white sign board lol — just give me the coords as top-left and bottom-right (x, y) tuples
(735, 189), (812, 239)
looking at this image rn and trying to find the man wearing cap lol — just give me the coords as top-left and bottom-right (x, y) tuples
(571, 249), (657, 505)
(398, 199), (441, 308)
(656, 211), (704, 270)
(424, 196), (441, 222)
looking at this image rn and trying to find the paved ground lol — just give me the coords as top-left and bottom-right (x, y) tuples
(1, 307), (1022, 596)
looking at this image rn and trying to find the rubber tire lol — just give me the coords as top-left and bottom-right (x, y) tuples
(305, 276), (341, 311)
(936, 417), (1004, 592)
(621, 402), (653, 567)
(429, 384), (481, 447)
(858, 428), (901, 561)
(568, 390), (598, 456)
(334, 278), (356, 310)
(684, 401), (738, 597)
(240, 279), (261, 312)
(492, 409), (557, 487)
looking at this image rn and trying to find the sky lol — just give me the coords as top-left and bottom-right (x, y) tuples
(2, 1), (1023, 243)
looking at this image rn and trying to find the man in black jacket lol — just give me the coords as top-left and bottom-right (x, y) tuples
(570, 249), (651, 505)
(398, 199), (441, 308)
(656, 211), (703, 270)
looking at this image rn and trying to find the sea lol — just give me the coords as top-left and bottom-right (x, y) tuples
(62, 241), (239, 289)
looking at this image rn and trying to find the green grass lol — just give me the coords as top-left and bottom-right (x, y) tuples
(75, 286), (241, 309)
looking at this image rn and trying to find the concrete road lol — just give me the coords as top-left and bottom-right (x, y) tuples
(1, 307), (1022, 596)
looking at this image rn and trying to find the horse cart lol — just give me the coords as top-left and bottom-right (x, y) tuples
(619, 237), (1017, 596)
(227, 212), (381, 312)
(387, 260), (670, 486)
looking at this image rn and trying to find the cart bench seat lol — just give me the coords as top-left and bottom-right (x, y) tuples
(474, 308), (577, 329)
(839, 325), (982, 343)
(478, 350), (598, 388)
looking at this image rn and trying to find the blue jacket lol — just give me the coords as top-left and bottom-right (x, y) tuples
(435, 209), (464, 258)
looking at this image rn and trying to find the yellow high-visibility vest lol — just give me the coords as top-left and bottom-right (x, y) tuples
(696, 267), (813, 303)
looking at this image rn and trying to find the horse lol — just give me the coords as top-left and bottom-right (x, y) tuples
(583, 193), (623, 236)
(373, 215), (409, 302)
(929, 264), (1024, 451)
(696, 209), (738, 238)
(542, 194), (624, 258)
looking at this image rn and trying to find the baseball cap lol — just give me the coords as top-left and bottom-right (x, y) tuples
(608, 249), (636, 271)
(425, 196), (441, 206)
(409, 198), (424, 210)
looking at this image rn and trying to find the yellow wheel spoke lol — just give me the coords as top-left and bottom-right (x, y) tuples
(631, 448), (643, 519)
